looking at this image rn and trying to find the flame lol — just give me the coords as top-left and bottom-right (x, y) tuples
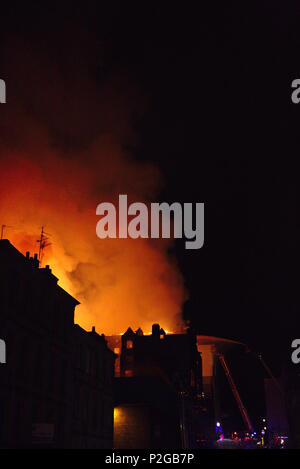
(0, 36), (187, 335)
(0, 145), (187, 337)
(0, 155), (186, 334)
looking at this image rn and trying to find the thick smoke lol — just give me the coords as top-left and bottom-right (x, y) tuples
(0, 35), (186, 334)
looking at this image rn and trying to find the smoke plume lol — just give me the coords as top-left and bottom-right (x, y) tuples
(0, 33), (186, 334)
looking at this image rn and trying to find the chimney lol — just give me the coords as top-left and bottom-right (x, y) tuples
(33, 253), (39, 268)
(92, 326), (96, 332)
(152, 323), (160, 338)
(26, 251), (30, 259)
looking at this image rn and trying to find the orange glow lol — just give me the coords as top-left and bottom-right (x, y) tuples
(114, 407), (121, 421)
(0, 154), (186, 335)
(0, 41), (187, 336)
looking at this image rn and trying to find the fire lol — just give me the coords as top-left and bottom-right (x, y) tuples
(0, 37), (187, 335)
(0, 154), (186, 336)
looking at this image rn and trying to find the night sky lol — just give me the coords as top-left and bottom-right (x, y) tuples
(1, 2), (298, 370)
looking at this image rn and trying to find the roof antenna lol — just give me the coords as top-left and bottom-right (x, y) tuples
(37, 226), (51, 266)
(1, 224), (13, 240)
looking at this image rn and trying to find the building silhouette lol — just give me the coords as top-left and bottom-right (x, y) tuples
(1, 239), (292, 448)
(0, 239), (114, 448)
(73, 325), (114, 448)
(107, 324), (204, 448)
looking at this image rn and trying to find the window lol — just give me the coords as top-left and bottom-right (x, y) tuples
(114, 347), (120, 355)
(126, 340), (133, 349)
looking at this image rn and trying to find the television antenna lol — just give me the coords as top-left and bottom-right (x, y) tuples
(37, 226), (51, 265)
(1, 224), (13, 240)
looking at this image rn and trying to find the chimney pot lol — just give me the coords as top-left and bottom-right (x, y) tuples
(152, 323), (160, 338)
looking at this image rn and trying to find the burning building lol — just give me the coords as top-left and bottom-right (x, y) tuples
(108, 329), (276, 448)
(107, 324), (203, 449)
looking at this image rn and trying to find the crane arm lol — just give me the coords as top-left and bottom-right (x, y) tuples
(217, 353), (253, 432)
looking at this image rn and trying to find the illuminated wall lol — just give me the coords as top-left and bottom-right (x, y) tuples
(114, 405), (150, 449)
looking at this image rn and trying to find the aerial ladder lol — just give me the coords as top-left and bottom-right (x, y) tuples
(215, 351), (254, 432)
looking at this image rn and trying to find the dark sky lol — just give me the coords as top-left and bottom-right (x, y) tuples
(1, 1), (298, 367)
